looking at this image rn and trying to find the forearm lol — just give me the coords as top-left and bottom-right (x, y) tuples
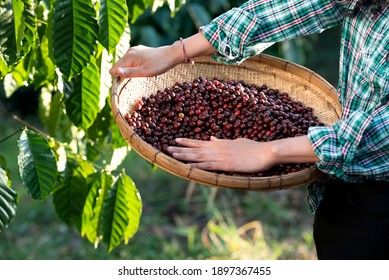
(109, 31), (217, 78)
(270, 135), (319, 165)
(200, 0), (346, 64)
(169, 135), (318, 173)
(171, 32), (217, 62)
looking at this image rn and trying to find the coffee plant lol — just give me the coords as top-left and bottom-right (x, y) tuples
(0, 0), (185, 252)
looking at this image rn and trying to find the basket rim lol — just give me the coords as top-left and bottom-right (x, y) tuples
(111, 53), (338, 191)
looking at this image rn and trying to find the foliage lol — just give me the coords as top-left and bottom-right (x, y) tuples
(202, 214), (315, 260)
(0, 0), (339, 256)
(0, 0), (185, 251)
(0, 141), (316, 259)
(0, 165), (18, 232)
(17, 128), (58, 201)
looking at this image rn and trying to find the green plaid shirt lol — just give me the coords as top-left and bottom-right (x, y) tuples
(200, 0), (389, 211)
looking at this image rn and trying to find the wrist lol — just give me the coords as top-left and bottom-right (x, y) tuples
(269, 136), (319, 165)
(170, 40), (186, 65)
(171, 33), (217, 63)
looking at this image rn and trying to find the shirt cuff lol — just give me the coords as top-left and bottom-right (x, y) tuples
(199, 7), (263, 64)
(307, 125), (344, 177)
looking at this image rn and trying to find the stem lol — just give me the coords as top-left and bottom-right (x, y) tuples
(0, 128), (24, 144)
(11, 115), (51, 139)
(0, 107), (51, 139)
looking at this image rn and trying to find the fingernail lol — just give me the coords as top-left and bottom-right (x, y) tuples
(118, 68), (128, 76)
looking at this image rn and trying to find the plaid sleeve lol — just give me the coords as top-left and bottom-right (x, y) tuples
(308, 17), (389, 182)
(308, 102), (389, 181)
(200, 0), (348, 64)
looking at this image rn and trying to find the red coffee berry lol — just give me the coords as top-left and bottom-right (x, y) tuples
(126, 77), (321, 177)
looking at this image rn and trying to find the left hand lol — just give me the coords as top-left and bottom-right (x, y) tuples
(109, 45), (182, 78)
(166, 136), (277, 173)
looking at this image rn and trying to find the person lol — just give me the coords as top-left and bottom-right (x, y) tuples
(110, 0), (389, 260)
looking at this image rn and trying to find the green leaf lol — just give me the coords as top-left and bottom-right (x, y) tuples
(31, 34), (56, 88)
(20, 0), (37, 55)
(3, 73), (21, 98)
(45, 0), (55, 63)
(81, 170), (114, 246)
(0, 167), (18, 232)
(0, 0), (20, 66)
(107, 146), (129, 172)
(0, 0), (36, 67)
(17, 128), (58, 201)
(97, 47), (113, 109)
(151, 0), (164, 12)
(64, 57), (100, 130)
(127, 0), (152, 23)
(12, 0), (24, 54)
(0, 55), (8, 78)
(85, 140), (100, 162)
(39, 89), (65, 137)
(2, 57), (30, 97)
(122, 174), (142, 244)
(53, 156), (94, 229)
(0, 156), (9, 177)
(40, 89), (73, 143)
(102, 170), (142, 252)
(111, 120), (128, 149)
(98, 0), (128, 54)
(52, 0), (98, 79)
(47, 92), (65, 136)
(166, 0), (184, 16)
(87, 100), (112, 141)
(0, 156), (12, 186)
(114, 25), (130, 63)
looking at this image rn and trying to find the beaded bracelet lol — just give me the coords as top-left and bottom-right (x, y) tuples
(180, 37), (195, 65)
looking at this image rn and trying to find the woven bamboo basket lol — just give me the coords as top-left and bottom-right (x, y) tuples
(111, 54), (341, 191)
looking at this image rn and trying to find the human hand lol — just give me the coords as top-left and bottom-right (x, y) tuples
(109, 33), (217, 78)
(109, 44), (182, 78)
(166, 136), (277, 173)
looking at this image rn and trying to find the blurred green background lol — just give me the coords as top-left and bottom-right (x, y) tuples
(0, 0), (341, 259)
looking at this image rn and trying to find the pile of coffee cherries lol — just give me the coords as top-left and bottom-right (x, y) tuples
(125, 77), (325, 176)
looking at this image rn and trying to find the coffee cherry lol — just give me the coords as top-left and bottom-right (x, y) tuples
(125, 77), (323, 177)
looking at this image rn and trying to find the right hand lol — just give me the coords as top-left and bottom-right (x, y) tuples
(109, 44), (182, 78)
(167, 136), (277, 173)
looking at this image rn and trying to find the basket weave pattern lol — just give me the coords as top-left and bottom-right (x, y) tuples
(111, 54), (341, 191)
